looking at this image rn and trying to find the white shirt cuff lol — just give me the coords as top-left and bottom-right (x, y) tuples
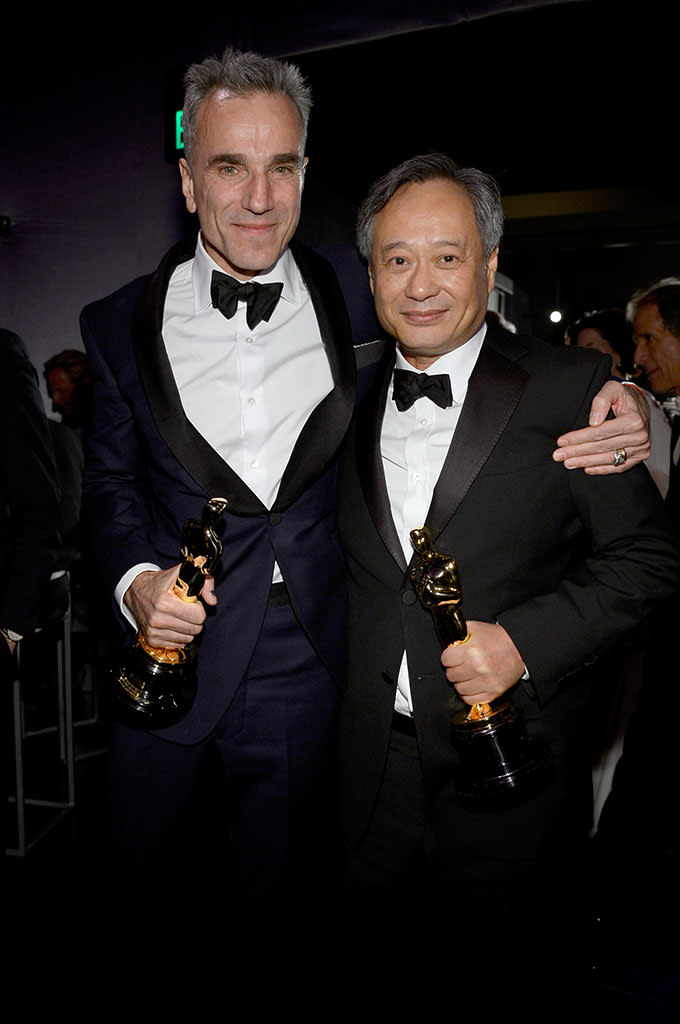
(114, 563), (161, 630)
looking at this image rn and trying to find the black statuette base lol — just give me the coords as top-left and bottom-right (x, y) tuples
(452, 702), (553, 810)
(112, 637), (197, 729)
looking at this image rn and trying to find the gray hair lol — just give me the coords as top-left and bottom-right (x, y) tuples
(356, 153), (504, 265)
(182, 46), (312, 162)
(627, 277), (680, 340)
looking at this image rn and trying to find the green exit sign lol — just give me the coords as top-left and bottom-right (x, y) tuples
(164, 107), (184, 162)
(164, 74), (185, 162)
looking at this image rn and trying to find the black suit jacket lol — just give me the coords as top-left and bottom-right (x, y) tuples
(338, 322), (680, 854)
(665, 421), (680, 523)
(80, 238), (356, 744)
(0, 330), (61, 638)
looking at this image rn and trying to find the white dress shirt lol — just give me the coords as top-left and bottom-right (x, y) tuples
(115, 234), (334, 625)
(381, 325), (486, 715)
(642, 389), (672, 497)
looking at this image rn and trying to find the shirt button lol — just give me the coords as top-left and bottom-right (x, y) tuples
(248, 397), (256, 406)
(246, 337), (254, 344)
(419, 417), (429, 427)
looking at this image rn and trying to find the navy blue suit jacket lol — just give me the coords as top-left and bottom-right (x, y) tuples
(80, 238), (356, 744)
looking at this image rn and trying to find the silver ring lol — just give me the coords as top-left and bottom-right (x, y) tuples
(613, 447), (627, 467)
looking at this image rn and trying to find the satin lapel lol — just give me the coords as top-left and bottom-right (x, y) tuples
(133, 240), (267, 514)
(273, 240), (356, 510)
(355, 347), (408, 571)
(425, 337), (530, 544)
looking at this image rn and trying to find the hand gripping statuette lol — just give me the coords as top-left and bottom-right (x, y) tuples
(409, 526), (552, 809)
(114, 497), (229, 728)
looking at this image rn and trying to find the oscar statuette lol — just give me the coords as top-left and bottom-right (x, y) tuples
(113, 496), (229, 728)
(409, 526), (552, 809)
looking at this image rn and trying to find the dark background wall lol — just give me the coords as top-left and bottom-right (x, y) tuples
(3, 0), (678, 403)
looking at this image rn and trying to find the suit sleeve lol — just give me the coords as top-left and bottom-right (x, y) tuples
(80, 300), (161, 610)
(0, 331), (62, 635)
(496, 360), (680, 706)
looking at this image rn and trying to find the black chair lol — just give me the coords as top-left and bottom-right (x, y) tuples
(6, 570), (75, 856)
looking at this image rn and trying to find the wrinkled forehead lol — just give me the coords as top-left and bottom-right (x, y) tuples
(634, 302), (664, 333)
(374, 179), (481, 251)
(197, 88), (305, 143)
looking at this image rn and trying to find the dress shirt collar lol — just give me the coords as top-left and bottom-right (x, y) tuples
(393, 321), (487, 407)
(191, 232), (301, 315)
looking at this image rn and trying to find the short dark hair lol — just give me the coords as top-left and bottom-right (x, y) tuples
(627, 277), (680, 341)
(565, 308), (636, 375)
(356, 152), (503, 265)
(182, 46), (312, 162)
(43, 349), (88, 384)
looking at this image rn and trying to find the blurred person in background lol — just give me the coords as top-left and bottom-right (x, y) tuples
(566, 308), (670, 497)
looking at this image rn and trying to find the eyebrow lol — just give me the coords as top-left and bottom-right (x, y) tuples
(269, 152), (304, 167)
(206, 152), (303, 169)
(380, 239), (464, 253)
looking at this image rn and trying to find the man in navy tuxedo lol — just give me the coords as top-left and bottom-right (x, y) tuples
(80, 47), (357, 956)
(81, 49), (654, 960)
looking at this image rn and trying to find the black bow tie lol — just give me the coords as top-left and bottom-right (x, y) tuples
(392, 367), (453, 412)
(211, 271), (283, 330)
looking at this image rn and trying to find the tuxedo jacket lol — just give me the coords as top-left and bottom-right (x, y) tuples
(0, 329), (62, 638)
(665, 423), (680, 524)
(80, 238), (356, 745)
(338, 322), (680, 854)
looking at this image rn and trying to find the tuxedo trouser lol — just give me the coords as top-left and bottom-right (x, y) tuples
(105, 596), (339, 959)
(342, 728), (591, 1001)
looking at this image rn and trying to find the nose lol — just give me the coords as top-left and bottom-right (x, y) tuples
(404, 260), (439, 301)
(633, 338), (648, 367)
(242, 170), (273, 214)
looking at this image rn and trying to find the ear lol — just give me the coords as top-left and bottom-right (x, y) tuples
(301, 155), (309, 190)
(368, 263), (375, 296)
(486, 246), (499, 294)
(179, 158), (197, 214)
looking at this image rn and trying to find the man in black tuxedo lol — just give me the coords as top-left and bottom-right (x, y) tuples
(590, 280), (680, 1004)
(631, 278), (680, 516)
(337, 155), (680, 996)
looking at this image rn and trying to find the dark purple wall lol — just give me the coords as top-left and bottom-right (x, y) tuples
(3, 2), (678, 402)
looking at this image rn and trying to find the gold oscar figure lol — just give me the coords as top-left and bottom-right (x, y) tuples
(410, 526), (552, 808)
(114, 497), (229, 727)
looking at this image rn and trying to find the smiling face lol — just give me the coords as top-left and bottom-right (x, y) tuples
(633, 302), (680, 396)
(179, 90), (307, 280)
(368, 178), (498, 369)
